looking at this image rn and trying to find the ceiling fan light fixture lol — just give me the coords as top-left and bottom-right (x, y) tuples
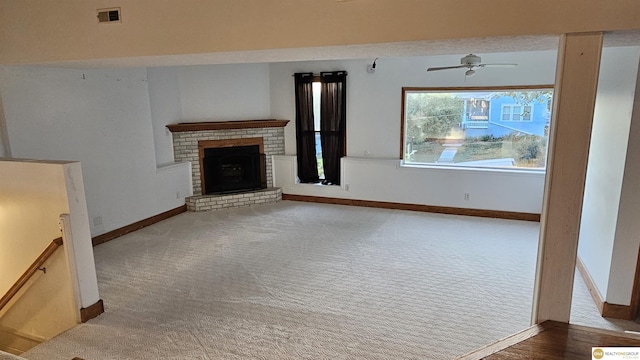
(426, 53), (518, 74)
(462, 54), (481, 65)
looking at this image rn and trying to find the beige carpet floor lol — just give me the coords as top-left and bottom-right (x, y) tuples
(22, 201), (640, 359)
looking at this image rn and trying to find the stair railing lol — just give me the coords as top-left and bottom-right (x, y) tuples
(0, 237), (64, 313)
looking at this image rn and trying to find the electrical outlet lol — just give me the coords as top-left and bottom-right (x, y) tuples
(464, 193), (470, 201)
(92, 215), (105, 233)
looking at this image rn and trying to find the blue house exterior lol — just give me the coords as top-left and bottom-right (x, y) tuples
(459, 93), (551, 138)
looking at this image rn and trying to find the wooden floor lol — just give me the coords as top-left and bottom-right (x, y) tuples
(458, 321), (640, 359)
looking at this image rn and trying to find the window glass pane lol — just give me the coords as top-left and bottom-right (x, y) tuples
(403, 88), (553, 170)
(312, 82), (321, 131)
(523, 106), (532, 120)
(502, 105), (511, 121)
(315, 132), (324, 179)
(312, 82), (324, 179)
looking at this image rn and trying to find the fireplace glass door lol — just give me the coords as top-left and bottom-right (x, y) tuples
(202, 145), (266, 194)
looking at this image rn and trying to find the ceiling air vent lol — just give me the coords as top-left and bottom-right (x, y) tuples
(97, 8), (121, 23)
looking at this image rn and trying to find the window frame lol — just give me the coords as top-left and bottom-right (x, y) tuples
(400, 85), (554, 170)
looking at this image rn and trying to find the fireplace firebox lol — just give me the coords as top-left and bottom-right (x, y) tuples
(198, 138), (267, 195)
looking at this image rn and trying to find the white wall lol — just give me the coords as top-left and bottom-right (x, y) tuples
(578, 46), (640, 306)
(608, 50), (640, 306)
(0, 63), (271, 236)
(0, 93), (9, 157)
(177, 63), (271, 122)
(60, 161), (100, 309)
(271, 51), (557, 213)
(147, 63), (272, 166)
(274, 156), (545, 213)
(0, 66), (190, 237)
(147, 67), (182, 166)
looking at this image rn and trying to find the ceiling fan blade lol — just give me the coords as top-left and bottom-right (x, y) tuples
(478, 63), (518, 68)
(427, 65), (469, 72)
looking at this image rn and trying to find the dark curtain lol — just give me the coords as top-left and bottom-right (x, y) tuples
(294, 73), (319, 183)
(320, 71), (347, 185)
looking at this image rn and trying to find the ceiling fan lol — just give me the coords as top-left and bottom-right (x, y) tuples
(427, 54), (517, 77)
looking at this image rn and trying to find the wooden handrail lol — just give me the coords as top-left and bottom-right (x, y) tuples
(0, 237), (64, 313)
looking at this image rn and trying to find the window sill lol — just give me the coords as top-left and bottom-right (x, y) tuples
(400, 161), (546, 176)
(293, 180), (348, 192)
(294, 181), (341, 187)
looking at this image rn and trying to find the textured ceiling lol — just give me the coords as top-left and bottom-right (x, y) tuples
(28, 30), (640, 69)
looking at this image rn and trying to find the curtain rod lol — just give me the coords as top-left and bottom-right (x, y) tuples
(292, 71), (348, 77)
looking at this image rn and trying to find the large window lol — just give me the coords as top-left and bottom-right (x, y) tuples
(401, 86), (553, 169)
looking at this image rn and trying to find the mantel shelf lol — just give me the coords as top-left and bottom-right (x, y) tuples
(166, 119), (289, 133)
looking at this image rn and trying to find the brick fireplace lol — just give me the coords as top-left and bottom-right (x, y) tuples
(168, 119), (288, 211)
